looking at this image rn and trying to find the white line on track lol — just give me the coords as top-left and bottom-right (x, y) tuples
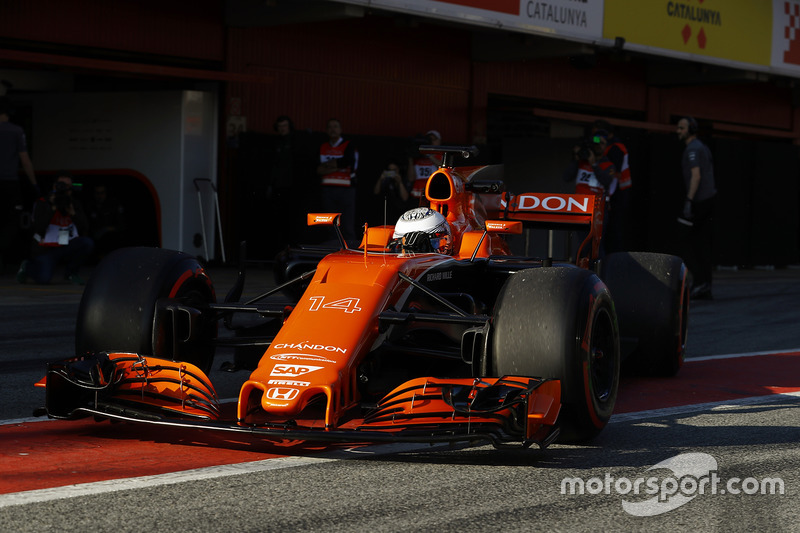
(610, 390), (800, 424)
(686, 348), (800, 361)
(0, 455), (336, 509)
(0, 442), (447, 509)
(2, 349), (798, 509)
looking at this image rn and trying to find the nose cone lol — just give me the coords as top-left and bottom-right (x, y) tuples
(238, 378), (335, 425)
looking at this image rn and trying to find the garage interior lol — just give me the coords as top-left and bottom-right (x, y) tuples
(1, 0), (798, 267)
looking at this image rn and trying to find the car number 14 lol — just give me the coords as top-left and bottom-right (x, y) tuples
(308, 296), (362, 313)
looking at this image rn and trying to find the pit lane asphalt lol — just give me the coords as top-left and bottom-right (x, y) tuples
(1, 264), (800, 531)
(0, 262), (280, 421)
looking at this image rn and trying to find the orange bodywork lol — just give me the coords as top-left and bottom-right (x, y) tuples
(423, 166), (603, 264)
(109, 353), (220, 418)
(355, 376), (561, 443)
(238, 250), (453, 427)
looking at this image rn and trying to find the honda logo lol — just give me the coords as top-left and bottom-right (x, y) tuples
(266, 387), (299, 401)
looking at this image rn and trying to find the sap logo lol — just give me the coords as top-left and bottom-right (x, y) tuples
(516, 194), (590, 213)
(270, 364), (323, 378)
(266, 387), (299, 401)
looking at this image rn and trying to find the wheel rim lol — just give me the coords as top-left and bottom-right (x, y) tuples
(589, 307), (616, 404)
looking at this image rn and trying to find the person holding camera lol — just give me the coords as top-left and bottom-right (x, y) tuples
(563, 134), (618, 258)
(563, 134), (618, 198)
(593, 120), (632, 252)
(373, 160), (412, 224)
(17, 172), (94, 285)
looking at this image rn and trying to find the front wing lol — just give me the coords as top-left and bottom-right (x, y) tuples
(39, 353), (562, 449)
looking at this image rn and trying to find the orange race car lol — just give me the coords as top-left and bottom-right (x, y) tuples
(38, 146), (689, 448)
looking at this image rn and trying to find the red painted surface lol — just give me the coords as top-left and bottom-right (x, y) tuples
(435, 0), (519, 15)
(615, 352), (800, 413)
(1, 352), (798, 496)
(1, 0), (225, 62)
(0, 417), (305, 494)
(226, 19), (473, 138)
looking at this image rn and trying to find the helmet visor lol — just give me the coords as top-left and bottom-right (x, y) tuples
(429, 231), (451, 254)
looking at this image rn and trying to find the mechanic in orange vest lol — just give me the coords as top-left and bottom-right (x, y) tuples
(563, 135), (618, 258)
(317, 118), (359, 243)
(593, 120), (631, 252)
(17, 172), (94, 285)
(407, 130), (443, 201)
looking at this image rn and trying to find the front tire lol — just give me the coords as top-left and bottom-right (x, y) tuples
(75, 247), (217, 373)
(491, 267), (620, 442)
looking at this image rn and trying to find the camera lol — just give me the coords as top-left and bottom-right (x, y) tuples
(382, 169), (397, 184)
(52, 181), (74, 215)
(576, 144), (592, 161)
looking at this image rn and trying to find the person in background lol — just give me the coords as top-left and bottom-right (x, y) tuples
(593, 119), (632, 252)
(0, 96), (37, 272)
(677, 116), (717, 300)
(317, 118), (359, 243)
(563, 134), (618, 259)
(407, 130), (442, 201)
(268, 115), (308, 249)
(564, 133), (618, 199)
(18, 172), (94, 285)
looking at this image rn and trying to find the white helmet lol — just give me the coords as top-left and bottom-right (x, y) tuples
(392, 207), (452, 254)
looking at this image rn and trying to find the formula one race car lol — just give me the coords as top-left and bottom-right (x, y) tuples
(38, 146), (689, 448)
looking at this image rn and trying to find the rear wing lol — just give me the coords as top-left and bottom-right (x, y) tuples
(498, 192), (605, 266)
(500, 193), (600, 226)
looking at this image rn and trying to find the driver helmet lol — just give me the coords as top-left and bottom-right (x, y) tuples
(392, 207), (452, 254)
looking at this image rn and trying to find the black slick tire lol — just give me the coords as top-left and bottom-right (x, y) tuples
(601, 252), (689, 377)
(491, 267), (620, 443)
(75, 247), (217, 373)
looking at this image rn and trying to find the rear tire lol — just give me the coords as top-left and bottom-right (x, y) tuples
(491, 267), (620, 442)
(601, 252), (689, 377)
(75, 247), (217, 373)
